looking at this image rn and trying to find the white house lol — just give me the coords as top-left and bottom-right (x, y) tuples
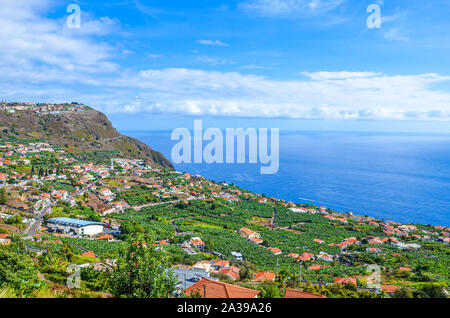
(47, 217), (104, 236)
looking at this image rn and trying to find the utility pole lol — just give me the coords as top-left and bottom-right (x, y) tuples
(299, 262), (302, 284)
(276, 257), (279, 279)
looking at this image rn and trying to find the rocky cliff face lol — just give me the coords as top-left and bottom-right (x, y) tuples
(0, 108), (174, 169)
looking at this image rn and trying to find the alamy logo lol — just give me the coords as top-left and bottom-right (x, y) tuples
(66, 4), (81, 29)
(367, 4), (381, 29)
(171, 120), (279, 175)
(67, 264), (81, 289)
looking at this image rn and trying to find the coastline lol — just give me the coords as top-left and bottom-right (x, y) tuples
(121, 129), (450, 228)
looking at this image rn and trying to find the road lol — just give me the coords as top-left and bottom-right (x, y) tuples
(132, 195), (198, 211)
(23, 204), (52, 236)
(22, 181), (96, 236)
(271, 207), (277, 227)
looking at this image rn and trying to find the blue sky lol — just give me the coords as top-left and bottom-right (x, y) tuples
(2, 0), (450, 131)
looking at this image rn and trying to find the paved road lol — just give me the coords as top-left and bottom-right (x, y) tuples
(22, 181), (95, 236)
(271, 207), (277, 227)
(24, 204), (52, 236)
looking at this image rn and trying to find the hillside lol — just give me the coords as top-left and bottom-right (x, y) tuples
(0, 107), (173, 169)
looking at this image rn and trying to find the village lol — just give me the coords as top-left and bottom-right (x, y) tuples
(0, 102), (87, 114)
(0, 137), (449, 298)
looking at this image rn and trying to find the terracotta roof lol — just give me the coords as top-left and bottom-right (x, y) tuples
(380, 284), (399, 294)
(308, 265), (331, 270)
(284, 289), (326, 298)
(252, 271), (276, 282)
(220, 267), (241, 280)
(249, 237), (263, 244)
(191, 239), (205, 247)
(81, 251), (97, 258)
(267, 247), (282, 254)
(184, 278), (260, 298)
(299, 252), (315, 261)
(95, 234), (113, 240)
(213, 260), (230, 268)
(239, 227), (256, 237)
(334, 277), (357, 286)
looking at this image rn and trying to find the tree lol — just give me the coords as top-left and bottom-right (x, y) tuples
(108, 234), (177, 298)
(0, 244), (44, 296)
(6, 215), (23, 225)
(418, 284), (446, 298)
(394, 287), (413, 298)
(258, 282), (282, 298)
(0, 187), (7, 204)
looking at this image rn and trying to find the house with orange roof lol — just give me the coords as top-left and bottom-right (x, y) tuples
(299, 252), (315, 262)
(308, 265), (331, 270)
(190, 238), (205, 249)
(81, 251), (97, 258)
(219, 266), (241, 281)
(334, 277), (357, 286)
(380, 284), (399, 295)
(211, 260), (230, 271)
(249, 237), (263, 244)
(313, 238), (324, 244)
(252, 271), (276, 282)
(267, 247), (282, 255)
(317, 251), (333, 262)
(94, 234), (114, 241)
(286, 253), (300, 259)
(239, 227), (261, 240)
(284, 289), (326, 298)
(184, 278), (260, 298)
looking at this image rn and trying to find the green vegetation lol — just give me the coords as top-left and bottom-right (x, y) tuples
(108, 234), (177, 298)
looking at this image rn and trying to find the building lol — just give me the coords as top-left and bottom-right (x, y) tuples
(193, 261), (213, 273)
(211, 260), (230, 271)
(172, 268), (216, 290)
(267, 247), (282, 255)
(47, 217), (104, 236)
(252, 271), (276, 282)
(184, 278), (260, 298)
(219, 266), (241, 281)
(239, 227), (261, 240)
(380, 284), (399, 295)
(0, 238), (11, 246)
(334, 277), (357, 286)
(190, 238), (205, 249)
(231, 251), (243, 260)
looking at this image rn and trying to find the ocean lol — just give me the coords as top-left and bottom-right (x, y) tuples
(123, 130), (450, 227)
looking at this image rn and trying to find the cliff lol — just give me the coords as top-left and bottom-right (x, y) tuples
(0, 108), (174, 169)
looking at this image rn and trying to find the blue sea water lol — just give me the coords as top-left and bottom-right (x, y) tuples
(123, 130), (450, 227)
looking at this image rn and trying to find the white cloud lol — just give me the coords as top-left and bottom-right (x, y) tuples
(94, 69), (450, 121)
(383, 28), (410, 42)
(1, 0), (450, 122)
(0, 0), (119, 78)
(239, 0), (346, 17)
(197, 39), (229, 46)
(301, 71), (380, 80)
(196, 55), (234, 66)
